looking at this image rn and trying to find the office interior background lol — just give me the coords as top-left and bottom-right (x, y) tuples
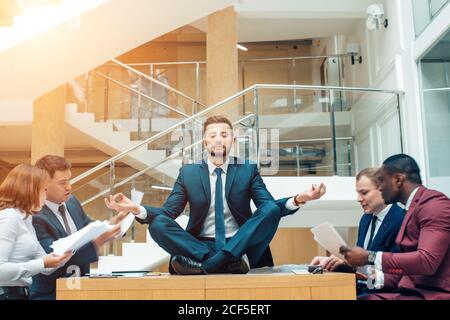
(0, 0), (449, 273)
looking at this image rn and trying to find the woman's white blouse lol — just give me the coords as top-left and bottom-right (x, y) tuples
(0, 208), (54, 287)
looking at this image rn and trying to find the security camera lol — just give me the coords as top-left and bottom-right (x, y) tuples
(366, 4), (388, 30)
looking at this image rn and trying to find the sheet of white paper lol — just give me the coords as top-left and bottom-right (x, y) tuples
(311, 221), (347, 259)
(114, 189), (144, 238)
(292, 270), (309, 275)
(51, 220), (114, 255)
(118, 213), (135, 238)
(131, 189), (144, 206)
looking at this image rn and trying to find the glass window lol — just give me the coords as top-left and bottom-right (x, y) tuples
(420, 29), (450, 196)
(413, 0), (449, 36)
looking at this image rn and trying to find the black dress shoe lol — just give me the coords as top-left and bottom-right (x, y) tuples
(170, 255), (207, 275)
(227, 255), (250, 274)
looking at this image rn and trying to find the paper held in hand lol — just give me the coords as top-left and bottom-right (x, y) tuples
(117, 189), (144, 238)
(51, 220), (115, 255)
(311, 221), (347, 259)
(51, 189), (146, 254)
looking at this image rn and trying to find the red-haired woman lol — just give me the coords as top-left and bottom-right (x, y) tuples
(0, 164), (72, 300)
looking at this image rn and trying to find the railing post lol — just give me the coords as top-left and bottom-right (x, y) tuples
(292, 58), (298, 112)
(347, 139), (352, 176)
(192, 101), (196, 117)
(296, 144), (301, 177)
(329, 89), (338, 176)
(195, 62), (200, 111)
(85, 72), (89, 113)
(130, 179), (136, 243)
(149, 64), (154, 134)
(254, 87), (260, 170)
(137, 75), (142, 140)
(245, 135), (250, 163)
(241, 61), (246, 114)
(181, 123), (186, 165)
(103, 75), (109, 122)
(337, 56), (345, 111)
(108, 161), (115, 255)
(428, 0), (433, 19)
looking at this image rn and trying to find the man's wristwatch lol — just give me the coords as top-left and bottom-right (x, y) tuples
(367, 251), (377, 265)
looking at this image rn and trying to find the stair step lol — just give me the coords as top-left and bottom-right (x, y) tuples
(109, 118), (183, 132)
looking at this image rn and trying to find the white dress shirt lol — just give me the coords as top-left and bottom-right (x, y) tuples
(0, 208), (55, 287)
(199, 159), (239, 238)
(363, 204), (392, 249)
(44, 200), (78, 234)
(372, 187), (420, 289)
(136, 158), (300, 238)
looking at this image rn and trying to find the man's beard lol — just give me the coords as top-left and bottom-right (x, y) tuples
(382, 191), (398, 205)
(210, 146), (227, 159)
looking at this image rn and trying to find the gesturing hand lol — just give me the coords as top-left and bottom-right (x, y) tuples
(104, 193), (141, 215)
(295, 183), (326, 204)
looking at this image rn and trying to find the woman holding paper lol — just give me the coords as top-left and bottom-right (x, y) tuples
(0, 164), (72, 300)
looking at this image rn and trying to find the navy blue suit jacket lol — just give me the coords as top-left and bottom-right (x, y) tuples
(30, 196), (98, 300)
(138, 158), (299, 267)
(356, 203), (405, 252)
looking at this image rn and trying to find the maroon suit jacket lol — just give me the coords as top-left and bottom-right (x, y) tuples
(381, 186), (450, 299)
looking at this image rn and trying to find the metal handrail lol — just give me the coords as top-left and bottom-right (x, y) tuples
(239, 54), (349, 62)
(123, 54), (352, 66)
(94, 71), (189, 118)
(423, 87), (450, 92)
(111, 59), (206, 108)
(78, 114), (255, 206)
(127, 61), (206, 66)
(71, 85), (257, 184)
(253, 84), (403, 94)
(71, 84), (403, 184)
(279, 137), (354, 144)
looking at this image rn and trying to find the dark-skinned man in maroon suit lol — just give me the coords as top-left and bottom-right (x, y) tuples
(340, 154), (450, 300)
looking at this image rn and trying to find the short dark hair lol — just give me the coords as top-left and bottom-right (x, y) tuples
(203, 115), (233, 135)
(35, 155), (72, 179)
(382, 154), (422, 184)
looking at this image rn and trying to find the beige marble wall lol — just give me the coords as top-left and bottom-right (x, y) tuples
(31, 85), (66, 164)
(206, 7), (239, 109)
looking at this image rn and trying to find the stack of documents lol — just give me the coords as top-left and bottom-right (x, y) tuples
(51, 189), (144, 255)
(311, 221), (347, 259)
(51, 220), (115, 255)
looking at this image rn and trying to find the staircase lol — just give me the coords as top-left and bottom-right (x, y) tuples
(65, 103), (165, 166)
(65, 103), (185, 184)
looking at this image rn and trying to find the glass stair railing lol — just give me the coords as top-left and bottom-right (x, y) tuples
(66, 58), (206, 149)
(123, 54), (351, 104)
(69, 84), (404, 255)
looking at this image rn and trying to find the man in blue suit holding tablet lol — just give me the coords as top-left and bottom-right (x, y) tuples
(106, 115), (326, 275)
